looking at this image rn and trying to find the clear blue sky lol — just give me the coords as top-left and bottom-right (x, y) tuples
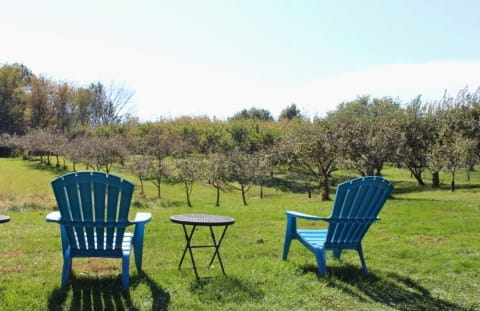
(2, 0), (480, 120)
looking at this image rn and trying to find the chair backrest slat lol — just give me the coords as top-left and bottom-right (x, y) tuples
(92, 176), (106, 249)
(106, 176), (119, 250)
(65, 174), (86, 249)
(78, 175), (95, 249)
(51, 171), (134, 253)
(116, 177), (133, 249)
(326, 176), (393, 245)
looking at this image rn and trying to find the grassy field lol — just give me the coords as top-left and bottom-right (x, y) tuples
(0, 158), (479, 310)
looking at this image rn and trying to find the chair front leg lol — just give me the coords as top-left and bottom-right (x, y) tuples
(61, 247), (72, 287)
(122, 254), (130, 289)
(60, 225), (69, 256)
(314, 248), (327, 276)
(133, 223), (146, 270)
(282, 215), (297, 260)
(357, 244), (369, 274)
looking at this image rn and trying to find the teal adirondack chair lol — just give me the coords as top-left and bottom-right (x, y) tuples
(46, 171), (152, 289)
(282, 176), (393, 275)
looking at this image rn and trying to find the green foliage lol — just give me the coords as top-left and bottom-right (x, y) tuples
(0, 158), (479, 310)
(0, 63), (31, 134)
(280, 119), (340, 200)
(327, 96), (403, 177)
(2, 62), (480, 197)
(278, 103), (303, 120)
(230, 107), (274, 121)
(1, 64), (133, 135)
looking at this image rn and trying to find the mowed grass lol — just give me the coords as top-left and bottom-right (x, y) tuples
(0, 158), (479, 310)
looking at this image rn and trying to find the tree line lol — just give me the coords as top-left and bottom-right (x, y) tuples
(0, 63), (133, 135)
(1, 63), (480, 206)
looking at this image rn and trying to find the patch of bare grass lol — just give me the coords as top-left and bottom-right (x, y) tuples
(0, 192), (54, 212)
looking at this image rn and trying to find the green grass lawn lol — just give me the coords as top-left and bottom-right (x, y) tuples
(0, 158), (479, 310)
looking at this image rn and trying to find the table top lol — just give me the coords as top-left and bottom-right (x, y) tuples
(170, 214), (235, 226)
(0, 215), (10, 223)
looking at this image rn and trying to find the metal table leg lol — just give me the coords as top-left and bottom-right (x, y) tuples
(178, 224), (200, 281)
(207, 225), (230, 274)
(178, 224), (231, 281)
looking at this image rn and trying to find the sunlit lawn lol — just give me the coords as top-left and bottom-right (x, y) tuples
(0, 158), (479, 310)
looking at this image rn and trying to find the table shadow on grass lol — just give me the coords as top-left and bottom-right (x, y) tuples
(190, 276), (265, 304)
(300, 263), (471, 310)
(47, 271), (170, 311)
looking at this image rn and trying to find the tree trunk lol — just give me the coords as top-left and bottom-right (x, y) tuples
(156, 178), (162, 199)
(321, 174), (331, 201)
(241, 183), (248, 206)
(215, 186), (220, 207)
(366, 166), (374, 176)
(450, 171), (455, 192)
(431, 171), (440, 188)
(407, 166), (425, 186)
(185, 182), (192, 207)
(139, 176), (145, 196)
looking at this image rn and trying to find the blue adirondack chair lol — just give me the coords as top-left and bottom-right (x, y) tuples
(282, 176), (393, 275)
(46, 171), (152, 289)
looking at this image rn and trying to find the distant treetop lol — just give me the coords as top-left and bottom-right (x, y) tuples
(230, 107), (274, 121)
(279, 103), (303, 120)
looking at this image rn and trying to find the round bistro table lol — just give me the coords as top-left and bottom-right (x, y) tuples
(170, 214), (235, 281)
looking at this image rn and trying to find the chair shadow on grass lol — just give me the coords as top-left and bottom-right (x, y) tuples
(47, 271), (170, 311)
(300, 263), (471, 310)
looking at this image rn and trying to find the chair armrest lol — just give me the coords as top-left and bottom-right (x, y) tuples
(131, 212), (152, 224)
(46, 211), (61, 222)
(285, 210), (329, 221)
